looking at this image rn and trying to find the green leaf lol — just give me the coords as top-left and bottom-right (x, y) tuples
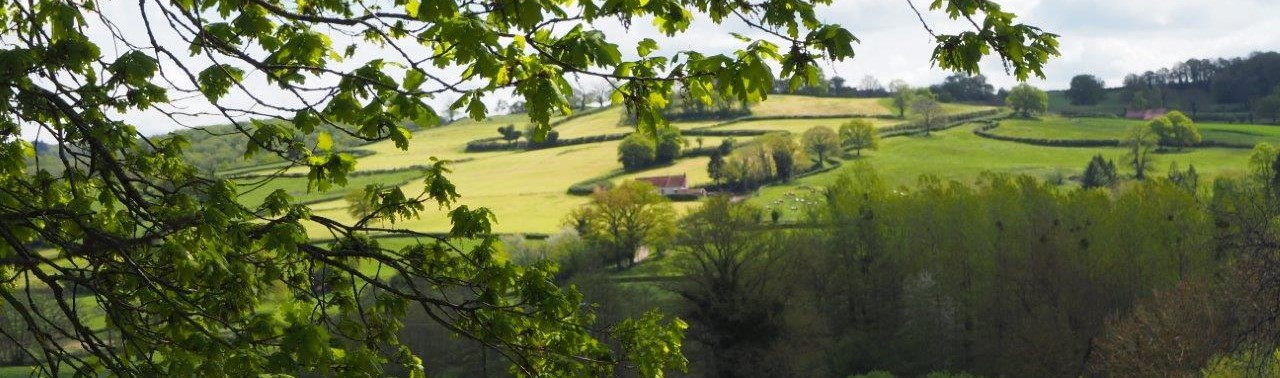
(316, 131), (333, 152)
(637, 38), (658, 57)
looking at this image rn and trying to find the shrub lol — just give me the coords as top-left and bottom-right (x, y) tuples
(618, 133), (657, 171)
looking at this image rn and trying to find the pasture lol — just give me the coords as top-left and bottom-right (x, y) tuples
(991, 115), (1280, 145)
(752, 122), (1257, 221)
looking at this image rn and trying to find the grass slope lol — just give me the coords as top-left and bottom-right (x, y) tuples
(993, 115), (1280, 145)
(752, 123), (1255, 221)
(751, 95), (891, 117)
(212, 95), (997, 234)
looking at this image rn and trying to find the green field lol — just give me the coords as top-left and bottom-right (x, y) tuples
(706, 117), (902, 133)
(234, 169), (427, 206)
(991, 115), (1280, 145)
(213, 95), (1280, 234)
(226, 96), (902, 235)
(752, 95), (891, 117)
(751, 123), (1256, 221)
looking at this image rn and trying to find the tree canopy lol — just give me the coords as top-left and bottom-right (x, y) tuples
(1066, 74), (1107, 105)
(0, 0), (1058, 375)
(1006, 84), (1049, 116)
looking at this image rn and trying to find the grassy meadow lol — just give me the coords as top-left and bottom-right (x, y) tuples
(221, 95), (1280, 233)
(993, 115), (1280, 145)
(751, 122), (1259, 221)
(228, 96), (928, 235)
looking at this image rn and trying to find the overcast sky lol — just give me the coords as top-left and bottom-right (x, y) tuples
(663, 0), (1280, 90)
(30, 0), (1280, 138)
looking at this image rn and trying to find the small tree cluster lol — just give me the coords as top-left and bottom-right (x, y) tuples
(1148, 110), (1201, 150)
(619, 133), (658, 171)
(1167, 162), (1200, 193)
(1081, 155), (1119, 189)
(1066, 74), (1107, 105)
(618, 129), (684, 171)
(497, 124), (523, 145)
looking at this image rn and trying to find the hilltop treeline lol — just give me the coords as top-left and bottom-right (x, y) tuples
(1115, 52), (1280, 120)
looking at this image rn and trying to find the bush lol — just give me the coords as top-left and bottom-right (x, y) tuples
(618, 133), (657, 171)
(655, 128), (683, 163)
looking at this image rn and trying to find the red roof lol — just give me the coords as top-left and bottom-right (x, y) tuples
(636, 174), (687, 189)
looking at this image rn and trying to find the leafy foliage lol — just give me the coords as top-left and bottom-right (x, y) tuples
(802, 126), (841, 167)
(0, 0), (1056, 375)
(1080, 154), (1119, 189)
(840, 119), (880, 156)
(1066, 74), (1106, 105)
(566, 181), (676, 270)
(1005, 84), (1048, 116)
(619, 133), (659, 172)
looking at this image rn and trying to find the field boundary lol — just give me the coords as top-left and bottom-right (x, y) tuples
(973, 119), (1258, 149)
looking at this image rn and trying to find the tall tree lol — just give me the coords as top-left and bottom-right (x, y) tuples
(840, 119), (880, 157)
(890, 80), (914, 118)
(1125, 124), (1160, 180)
(0, 0), (1058, 374)
(763, 134), (800, 181)
(655, 127), (686, 164)
(1066, 74), (1107, 105)
(803, 126), (841, 168)
(673, 196), (784, 378)
(1006, 84), (1049, 117)
(911, 95), (947, 136)
(568, 181), (677, 270)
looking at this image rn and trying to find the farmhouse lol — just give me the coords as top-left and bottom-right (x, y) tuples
(635, 174), (706, 197)
(1125, 108), (1168, 120)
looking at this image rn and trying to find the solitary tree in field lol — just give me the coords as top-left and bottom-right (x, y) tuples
(840, 119), (881, 156)
(803, 126), (842, 168)
(569, 181), (677, 270)
(912, 95), (947, 136)
(1066, 75), (1107, 105)
(0, 0), (1058, 373)
(1125, 124), (1160, 180)
(1007, 84), (1049, 117)
(890, 80), (914, 118)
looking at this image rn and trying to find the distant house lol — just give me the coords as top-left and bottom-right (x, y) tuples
(636, 174), (706, 197)
(1125, 108), (1168, 120)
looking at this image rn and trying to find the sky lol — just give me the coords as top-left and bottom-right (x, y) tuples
(648, 0), (1280, 90)
(26, 0), (1280, 137)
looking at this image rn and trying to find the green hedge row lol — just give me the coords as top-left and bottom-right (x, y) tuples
(972, 120), (1257, 149)
(466, 132), (631, 152)
(226, 164), (430, 180)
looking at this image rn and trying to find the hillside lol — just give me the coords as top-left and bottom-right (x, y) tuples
(218, 95), (989, 234)
(217, 94), (1278, 233)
